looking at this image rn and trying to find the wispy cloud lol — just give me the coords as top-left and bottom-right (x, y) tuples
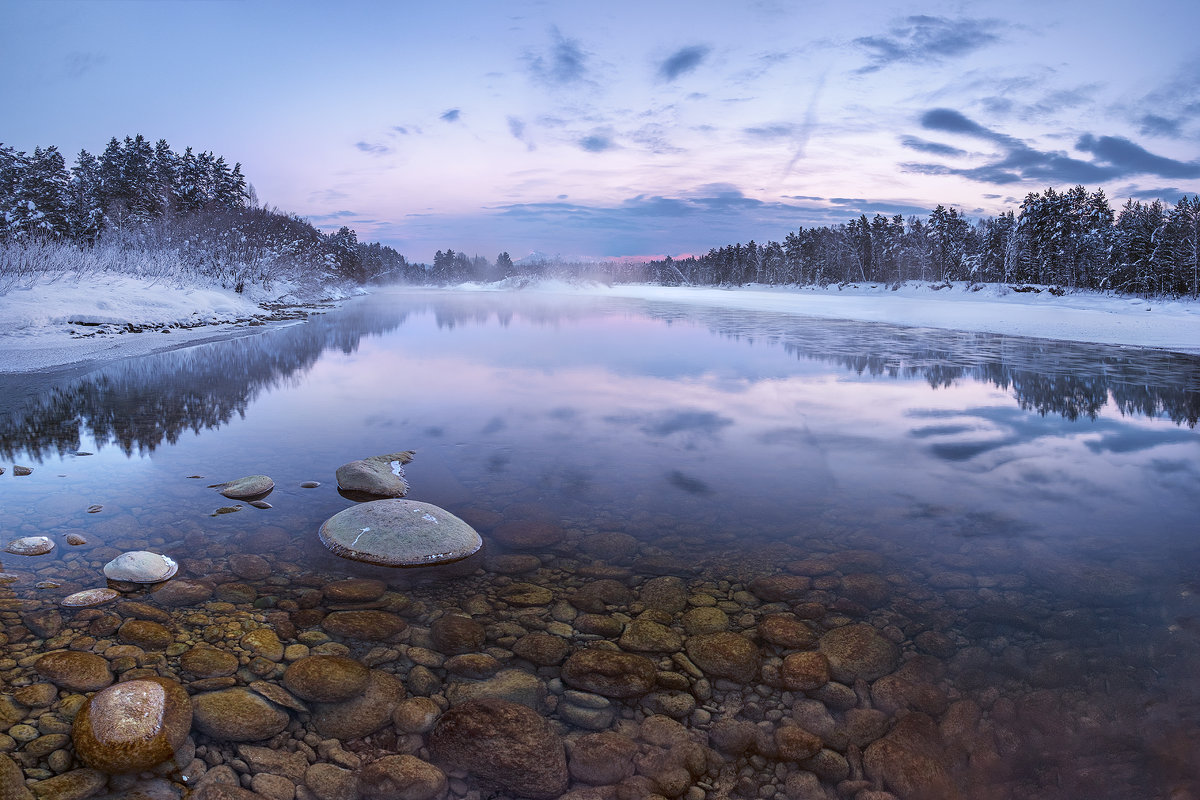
(658, 45), (710, 81)
(355, 141), (391, 156)
(507, 116), (535, 150)
(64, 51), (106, 79)
(579, 132), (616, 152)
(900, 135), (967, 157)
(526, 26), (589, 86)
(1076, 134), (1200, 179)
(743, 123), (796, 140)
(440, 108), (461, 123)
(855, 16), (1004, 73)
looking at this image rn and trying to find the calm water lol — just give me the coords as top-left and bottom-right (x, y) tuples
(2, 288), (1199, 799)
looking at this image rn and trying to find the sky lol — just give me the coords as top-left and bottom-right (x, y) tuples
(4, 0), (1200, 263)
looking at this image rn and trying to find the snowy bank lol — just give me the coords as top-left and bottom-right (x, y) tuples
(0, 272), (362, 373)
(584, 282), (1200, 355)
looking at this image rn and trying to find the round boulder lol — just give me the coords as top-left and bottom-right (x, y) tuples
(561, 649), (658, 698)
(321, 610), (407, 641)
(491, 520), (564, 550)
(430, 615), (485, 655)
(192, 688), (289, 742)
(335, 452), (413, 497)
(34, 651), (113, 692)
(358, 755), (447, 800)
(4, 536), (54, 556)
(323, 578), (387, 603)
(103, 551), (178, 583)
(312, 670), (404, 740)
(180, 646), (239, 679)
(213, 475), (274, 499)
(72, 677), (192, 773)
(60, 588), (119, 609)
(430, 698), (568, 800)
(319, 499), (481, 566)
(283, 655), (370, 702)
(685, 632), (760, 682)
(819, 624), (900, 683)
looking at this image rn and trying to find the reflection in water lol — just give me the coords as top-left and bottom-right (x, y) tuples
(2, 291), (1197, 462)
(1, 289), (1198, 800)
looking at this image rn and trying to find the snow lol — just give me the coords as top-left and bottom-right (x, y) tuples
(1, 275), (1197, 375)
(0, 272), (361, 374)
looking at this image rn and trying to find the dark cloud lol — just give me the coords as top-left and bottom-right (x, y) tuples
(1139, 114), (1182, 137)
(306, 210), (360, 221)
(905, 107), (1200, 185)
(526, 27), (588, 86)
(355, 141), (391, 156)
(900, 136), (967, 157)
(440, 108), (461, 123)
(579, 133), (615, 152)
(854, 16), (1003, 73)
(1076, 134), (1200, 179)
(640, 410), (733, 438)
(658, 45), (710, 81)
(828, 197), (933, 217)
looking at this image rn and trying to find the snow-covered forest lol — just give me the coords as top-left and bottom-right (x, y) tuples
(0, 135), (419, 295)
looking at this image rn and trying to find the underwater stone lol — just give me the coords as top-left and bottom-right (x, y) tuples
(103, 551), (179, 583)
(335, 451), (414, 497)
(72, 677), (192, 774)
(318, 499), (482, 567)
(60, 588), (120, 608)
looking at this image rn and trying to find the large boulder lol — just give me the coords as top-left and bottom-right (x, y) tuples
(335, 452), (414, 497)
(684, 632), (760, 682)
(430, 698), (568, 799)
(357, 755), (446, 800)
(312, 670), (404, 740)
(819, 624), (900, 683)
(863, 712), (962, 800)
(72, 677), (192, 773)
(561, 649), (658, 698)
(283, 655), (370, 702)
(211, 475), (274, 499)
(319, 499), (481, 567)
(192, 688), (289, 742)
(34, 652), (113, 692)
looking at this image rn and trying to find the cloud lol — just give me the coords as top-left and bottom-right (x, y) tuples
(904, 107), (1200, 185)
(526, 26), (588, 86)
(899, 136), (967, 157)
(391, 126), (410, 135)
(1139, 114), (1182, 137)
(855, 16), (1003, 73)
(579, 132), (615, 152)
(440, 108), (461, 123)
(1076, 134), (1200, 179)
(507, 116), (535, 150)
(64, 51), (105, 79)
(658, 45), (710, 81)
(355, 141), (391, 156)
(743, 123), (797, 140)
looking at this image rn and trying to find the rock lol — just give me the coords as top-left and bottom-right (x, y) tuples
(780, 652), (830, 691)
(13, 683), (57, 708)
(357, 755), (447, 800)
(72, 677), (191, 774)
(491, 520), (564, 549)
(774, 725), (823, 762)
(102, 551), (178, 583)
(236, 745), (309, 783)
(446, 669), (546, 710)
(429, 615), (485, 654)
(118, 619), (173, 650)
(248, 681), (309, 713)
(561, 649), (658, 698)
(840, 573), (891, 607)
(192, 689), (289, 742)
(191, 785), (272, 800)
(512, 632), (569, 666)
(618, 619), (682, 652)
(571, 580), (633, 612)
(681, 606), (729, 635)
(312, 670), (403, 740)
(149, 579), (213, 607)
(580, 532), (638, 562)
(12, 466), (31, 476)
(757, 615), (817, 649)
(708, 719), (757, 755)
(282, 656), (369, 702)
(568, 731), (638, 784)
(212, 475), (275, 499)
(304, 763), (356, 800)
(34, 652), (113, 692)
(229, 554), (271, 581)
(747, 574), (811, 602)
(322, 578), (386, 603)
(1, 753), (34, 800)
(28, 768), (106, 800)
(4, 536), (54, 556)
(321, 610), (407, 641)
(180, 646), (239, 678)
(638, 576), (688, 613)
(60, 588), (119, 609)
(318, 499), (481, 566)
(499, 583), (553, 606)
(392, 698), (441, 734)
(241, 629), (284, 662)
(818, 624), (899, 683)
(444, 653), (502, 678)
(684, 632), (760, 682)
(863, 713), (961, 800)
(21, 610), (62, 638)
(335, 452), (413, 497)
(430, 698), (568, 800)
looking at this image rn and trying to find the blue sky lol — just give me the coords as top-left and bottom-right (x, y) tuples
(4, 0), (1200, 262)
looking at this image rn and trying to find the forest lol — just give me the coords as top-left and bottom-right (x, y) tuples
(4, 136), (1199, 298)
(0, 135), (419, 294)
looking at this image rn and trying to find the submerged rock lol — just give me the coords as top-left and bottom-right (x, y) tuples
(72, 677), (192, 774)
(192, 688), (289, 742)
(60, 588), (119, 608)
(34, 651), (113, 692)
(335, 451), (414, 497)
(210, 475), (274, 499)
(318, 499), (482, 566)
(103, 551), (179, 583)
(4, 536), (54, 556)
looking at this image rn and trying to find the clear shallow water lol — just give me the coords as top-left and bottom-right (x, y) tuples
(1, 288), (1199, 800)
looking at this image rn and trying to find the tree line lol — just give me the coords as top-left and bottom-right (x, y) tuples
(0, 135), (413, 290)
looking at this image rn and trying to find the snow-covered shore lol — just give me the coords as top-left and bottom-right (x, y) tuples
(0, 273), (362, 374)
(2, 276), (1198, 374)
